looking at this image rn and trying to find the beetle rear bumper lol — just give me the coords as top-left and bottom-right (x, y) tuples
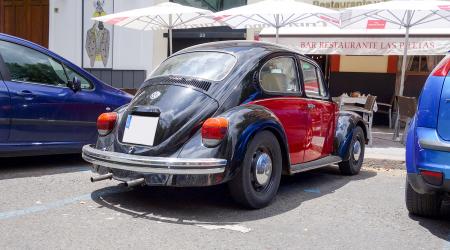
(82, 144), (228, 187)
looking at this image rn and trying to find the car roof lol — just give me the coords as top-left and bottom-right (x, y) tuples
(177, 40), (303, 57)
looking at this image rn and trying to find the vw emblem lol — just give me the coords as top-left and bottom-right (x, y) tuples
(150, 91), (161, 100)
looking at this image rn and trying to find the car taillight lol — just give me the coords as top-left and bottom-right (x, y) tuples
(420, 170), (443, 186)
(432, 56), (450, 76)
(201, 117), (228, 147)
(97, 112), (117, 136)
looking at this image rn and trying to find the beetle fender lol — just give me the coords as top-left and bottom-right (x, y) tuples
(219, 104), (290, 177)
(334, 111), (368, 161)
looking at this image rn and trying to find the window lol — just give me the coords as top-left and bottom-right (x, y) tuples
(63, 65), (93, 90)
(407, 55), (445, 74)
(301, 60), (326, 98)
(0, 41), (68, 87)
(259, 57), (300, 93)
(151, 52), (236, 81)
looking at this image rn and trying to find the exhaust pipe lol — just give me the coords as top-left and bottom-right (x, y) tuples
(124, 178), (145, 188)
(91, 173), (113, 183)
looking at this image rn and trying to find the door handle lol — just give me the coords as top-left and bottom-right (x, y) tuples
(307, 103), (316, 109)
(17, 90), (35, 100)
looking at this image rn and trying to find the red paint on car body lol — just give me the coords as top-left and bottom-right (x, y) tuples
(248, 97), (337, 165)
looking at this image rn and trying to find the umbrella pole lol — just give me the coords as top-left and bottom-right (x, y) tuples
(169, 27), (173, 55)
(276, 27), (279, 43)
(399, 12), (411, 97)
(168, 14), (173, 55)
(275, 14), (280, 44)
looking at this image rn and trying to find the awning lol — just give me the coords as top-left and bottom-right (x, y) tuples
(259, 27), (450, 55)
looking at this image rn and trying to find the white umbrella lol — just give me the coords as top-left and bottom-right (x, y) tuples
(93, 2), (222, 55)
(213, 0), (340, 43)
(340, 0), (450, 96)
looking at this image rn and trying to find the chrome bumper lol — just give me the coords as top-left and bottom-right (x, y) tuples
(82, 145), (227, 175)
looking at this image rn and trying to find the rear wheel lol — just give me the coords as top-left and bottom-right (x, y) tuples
(405, 179), (442, 217)
(228, 131), (282, 209)
(339, 126), (365, 175)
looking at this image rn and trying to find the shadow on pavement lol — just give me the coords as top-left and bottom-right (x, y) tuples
(409, 214), (450, 242)
(407, 200), (450, 242)
(91, 166), (376, 225)
(0, 154), (89, 180)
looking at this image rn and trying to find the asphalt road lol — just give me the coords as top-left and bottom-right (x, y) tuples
(0, 155), (449, 250)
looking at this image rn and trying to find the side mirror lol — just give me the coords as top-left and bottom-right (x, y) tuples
(67, 77), (81, 92)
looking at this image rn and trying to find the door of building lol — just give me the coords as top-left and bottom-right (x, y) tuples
(0, 0), (49, 47)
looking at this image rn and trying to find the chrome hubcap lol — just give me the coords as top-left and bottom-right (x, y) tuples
(255, 153), (272, 186)
(353, 140), (361, 161)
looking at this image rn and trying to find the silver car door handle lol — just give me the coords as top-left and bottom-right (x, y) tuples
(307, 104), (315, 109)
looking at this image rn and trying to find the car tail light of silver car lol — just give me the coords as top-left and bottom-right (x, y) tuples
(432, 55), (450, 76)
(97, 112), (118, 136)
(201, 117), (228, 147)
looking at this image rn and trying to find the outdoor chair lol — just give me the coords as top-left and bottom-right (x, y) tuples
(393, 96), (417, 143)
(342, 95), (377, 146)
(377, 96), (394, 128)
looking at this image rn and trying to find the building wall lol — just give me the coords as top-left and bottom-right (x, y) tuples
(49, 0), (155, 89)
(339, 56), (389, 73)
(49, 0), (82, 65)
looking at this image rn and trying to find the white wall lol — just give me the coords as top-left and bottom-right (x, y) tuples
(49, 0), (83, 65)
(151, 0), (170, 71)
(49, 0), (155, 74)
(112, 0), (154, 73)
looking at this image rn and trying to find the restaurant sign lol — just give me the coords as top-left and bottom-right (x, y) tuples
(262, 36), (450, 55)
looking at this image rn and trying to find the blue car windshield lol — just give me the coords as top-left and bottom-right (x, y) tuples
(151, 52), (236, 81)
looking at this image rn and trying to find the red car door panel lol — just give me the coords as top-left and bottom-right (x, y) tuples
(304, 99), (337, 162)
(248, 97), (309, 165)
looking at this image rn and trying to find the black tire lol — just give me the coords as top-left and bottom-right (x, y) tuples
(228, 131), (282, 209)
(339, 126), (365, 175)
(405, 179), (442, 218)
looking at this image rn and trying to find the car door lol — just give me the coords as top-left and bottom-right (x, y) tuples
(300, 59), (337, 162)
(249, 55), (309, 165)
(0, 40), (103, 144)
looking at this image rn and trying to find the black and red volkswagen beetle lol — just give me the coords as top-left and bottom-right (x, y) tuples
(83, 41), (368, 209)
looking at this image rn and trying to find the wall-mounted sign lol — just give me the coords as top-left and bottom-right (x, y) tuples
(83, 0), (114, 68)
(262, 36), (450, 55)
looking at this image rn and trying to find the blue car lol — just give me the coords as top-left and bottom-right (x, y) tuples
(0, 34), (132, 157)
(406, 54), (450, 217)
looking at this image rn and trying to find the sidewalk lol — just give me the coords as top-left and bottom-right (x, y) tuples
(365, 127), (405, 162)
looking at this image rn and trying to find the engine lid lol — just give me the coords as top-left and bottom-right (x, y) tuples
(115, 83), (218, 156)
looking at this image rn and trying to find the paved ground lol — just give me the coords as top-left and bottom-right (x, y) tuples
(1, 153), (449, 250)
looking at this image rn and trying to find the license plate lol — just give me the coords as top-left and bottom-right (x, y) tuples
(122, 115), (159, 146)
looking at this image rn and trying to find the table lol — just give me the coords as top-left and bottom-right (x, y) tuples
(332, 96), (378, 112)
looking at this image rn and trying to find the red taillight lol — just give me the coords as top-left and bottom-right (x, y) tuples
(201, 117), (228, 147)
(420, 170), (443, 186)
(432, 56), (450, 76)
(97, 112), (117, 136)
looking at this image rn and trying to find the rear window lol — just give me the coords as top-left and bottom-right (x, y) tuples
(151, 52), (236, 81)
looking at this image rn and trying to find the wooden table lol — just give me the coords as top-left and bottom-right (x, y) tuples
(332, 96), (378, 112)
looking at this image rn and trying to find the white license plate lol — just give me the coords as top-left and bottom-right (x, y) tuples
(122, 115), (159, 146)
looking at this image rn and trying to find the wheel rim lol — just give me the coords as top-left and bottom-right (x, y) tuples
(251, 149), (273, 191)
(352, 139), (362, 162)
